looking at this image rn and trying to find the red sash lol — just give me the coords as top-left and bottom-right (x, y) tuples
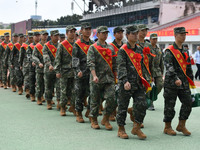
(167, 45), (196, 89)
(61, 40), (73, 56)
(110, 42), (119, 55)
(46, 41), (57, 58)
(75, 39), (90, 55)
(121, 44), (152, 93)
(22, 43), (29, 50)
(7, 43), (14, 51)
(93, 42), (113, 71)
(29, 43), (35, 50)
(14, 43), (21, 51)
(1, 41), (7, 49)
(35, 43), (43, 56)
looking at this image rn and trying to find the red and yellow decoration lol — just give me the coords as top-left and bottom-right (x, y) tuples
(1, 41), (7, 49)
(22, 43), (28, 51)
(35, 43), (43, 56)
(167, 45), (196, 89)
(75, 39), (90, 55)
(46, 41), (57, 58)
(7, 43), (13, 51)
(29, 43), (35, 50)
(14, 43), (21, 51)
(61, 40), (73, 56)
(110, 43), (119, 55)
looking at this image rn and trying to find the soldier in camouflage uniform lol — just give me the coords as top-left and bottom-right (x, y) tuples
(87, 26), (117, 130)
(0, 32), (10, 89)
(4, 33), (18, 92)
(19, 31), (34, 98)
(59, 34), (65, 42)
(163, 27), (193, 136)
(32, 30), (48, 105)
(27, 32), (41, 101)
(54, 26), (76, 116)
(43, 30), (60, 110)
(116, 25), (148, 140)
(149, 33), (164, 110)
(11, 33), (24, 95)
(72, 22), (94, 123)
(0, 36), (5, 87)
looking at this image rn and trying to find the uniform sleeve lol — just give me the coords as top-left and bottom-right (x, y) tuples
(11, 47), (16, 66)
(87, 46), (95, 71)
(54, 44), (62, 74)
(117, 49), (128, 84)
(32, 47), (41, 66)
(164, 49), (179, 81)
(160, 52), (164, 75)
(43, 45), (52, 67)
(72, 43), (81, 75)
(111, 47), (117, 73)
(186, 51), (194, 81)
(19, 47), (24, 67)
(3, 46), (9, 66)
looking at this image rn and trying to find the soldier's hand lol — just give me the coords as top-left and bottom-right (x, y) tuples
(20, 67), (22, 70)
(49, 65), (54, 71)
(124, 81), (131, 90)
(93, 76), (99, 83)
(175, 79), (182, 86)
(32, 62), (36, 66)
(78, 71), (83, 78)
(39, 63), (43, 68)
(11, 65), (13, 69)
(56, 73), (61, 78)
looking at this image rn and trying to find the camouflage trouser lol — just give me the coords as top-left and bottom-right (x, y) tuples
(2, 65), (8, 85)
(154, 76), (163, 94)
(9, 65), (16, 86)
(15, 66), (23, 87)
(55, 78), (60, 100)
(74, 76), (90, 112)
(163, 88), (192, 122)
(89, 82), (115, 117)
(23, 68), (29, 91)
(44, 73), (56, 101)
(36, 72), (44, 98)
(29, 71), (36, 95)
(116, 84), (147, 125)
(60, 72), (74, 107)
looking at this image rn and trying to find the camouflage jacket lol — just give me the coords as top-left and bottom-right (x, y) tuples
(32, 42), (45, 73)
(3, 42), (14, 67)
(11, 42), (22, 67)
(137, 40), (154, 82)
(117, 42), (146, 90)
(26, 42), (37, 72)
(149, 44), (164, 77)
(0, 41), (9, 63)
(72, 38), (94, 78)
(19, 41), (31, 70)
(164, 42), (193, 89)
(112, 39), (124, 49)
(54, 39), (74, 78)
(87, 41), (117, 84)
(43, 40), (59, 74)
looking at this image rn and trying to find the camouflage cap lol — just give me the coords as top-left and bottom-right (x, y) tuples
(1, 36), (5, 40)
(138, 24), (149, 31)
(174, 27), (188, 34)
(50, 30), (59, 36)
(126, 25), (138, 33)
(60, 34), (65, 38)
(97, 26), (109, 33)
(40, 30), (48, 35)
(4, 32), (10, 37)
(34, 31), (41, 36)
(66, 25), (76, 32)
(18, 33), (24, 37)
(81, 22), (91, 29)
(12, 33), (18, 37)
(28, 31), (34, 37)
(113, 26), (124, 33)
(150, 33), (158, 39)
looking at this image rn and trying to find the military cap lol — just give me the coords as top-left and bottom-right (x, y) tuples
(174, 27), (188, 34)
(40, 30), (48, 35)
(60, 34), (65, 38)
(1, 36), (5, 40)
(34, 31), (41, 36)
(4, 32), (10, 37)
(150, 33), (158, 39)
(81, 22), (91, 29)
(12, 33), (18, 37)
(28, 31), (34, 37)
(18, 33), (24, 37)
(50, 30), (59, 36)
(137, 24), (149, 31)
(66, 25), (76, 31)
(126, 25), (138, 33)
(97, 26), (109, 33)
(113, 26), (124, 33)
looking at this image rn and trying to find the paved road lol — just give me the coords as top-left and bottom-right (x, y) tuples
(0, 87), (200, 150)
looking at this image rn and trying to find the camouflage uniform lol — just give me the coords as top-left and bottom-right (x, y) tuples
(54, 38), (75, 107)
(87, 39), (117, 117)
(43, 39), (59, 102)
(163, 42), (193, 122)
(72, 37), (94, 112)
